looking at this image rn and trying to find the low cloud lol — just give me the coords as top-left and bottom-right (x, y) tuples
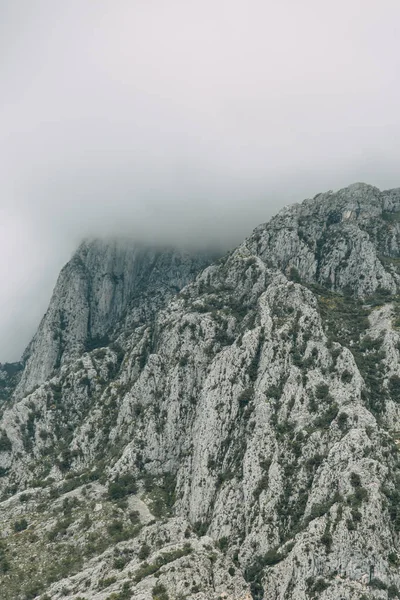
(1, 0), (400, 361)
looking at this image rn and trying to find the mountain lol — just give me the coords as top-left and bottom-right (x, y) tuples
(1, 183), (400, 600)
(0, 363), (23, 403)
(15, 240), (216, 399)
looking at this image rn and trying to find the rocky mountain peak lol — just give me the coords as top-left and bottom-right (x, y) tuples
(248, 183), (400, 298)
(15, 239), (216, 398)
(1, 184), (400, 600)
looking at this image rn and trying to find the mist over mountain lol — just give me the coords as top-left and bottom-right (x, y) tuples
(2, 0), (400, 361)
(2, 1), (400, 598)
(2, 183), (400, 599)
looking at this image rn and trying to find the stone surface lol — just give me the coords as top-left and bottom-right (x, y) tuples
(1, 184), (400, 599)
(16, 240), (215, 398)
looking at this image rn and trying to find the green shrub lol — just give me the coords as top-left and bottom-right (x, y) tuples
(349, 485), (368, 507)
(351, 508), (362, 522)
(263, 548), (284, 566)
(248, 339), (263, 382)
(0, 430), (12, 452)
(193, 521), (209, 536)
(383, 480), (400, 531)
(389, 376), (400, 403)
(0, 541), (9, 574)
(133, 544), (192, 583)
(337, 412), (349, 431)
(138, 543), (151, 560)
(217, 537), (229, 552)
(19, 493), (31, 503)
(145, 473), (176, 518)
(104, 582), (131, 600)
(24, 582), (45, 599)
(244, 548), (285, 598)
(315, 403), (339, 428)
(360, 335), (381, 352)
(152, 583), (169, 600)
(108, 474), (137, 500)
(341, 370), (353, 383)
(48, 517), (72, 541)
(388, 584), (400, 598)
(238, 388), (253, 409)
(315, 383), (330, 399)
(306, 454), (324, 470)
(113, 556), (129, 570)
(289, 267), (301, 283)
(119, 582), (132, 600)
(253, 474), (269, 499)
(369, 578), (387, 590)
(313, 578), (329, 594)
(13, 518), (28, 532)
(267, 384), (282, 399)
(107, 520), (124, 536)
(99, 576), (117, 590)
(350, 472), (361, 487)
(82, 513), (92, 530)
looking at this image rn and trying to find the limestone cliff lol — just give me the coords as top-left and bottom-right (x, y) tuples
(16, 240), (214, 397)
(1, 184), (400, 600)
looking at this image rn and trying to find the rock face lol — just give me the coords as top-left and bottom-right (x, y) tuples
(249, 182), (400, 297)
(17, 240), (215, 397)
(0, 362), (23, 403)
(1, 183), (400, 600)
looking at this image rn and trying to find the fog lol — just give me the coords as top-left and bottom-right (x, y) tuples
(1, 0), (400, 361)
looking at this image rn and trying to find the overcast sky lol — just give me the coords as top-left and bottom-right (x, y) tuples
(1, 0), (400, 362)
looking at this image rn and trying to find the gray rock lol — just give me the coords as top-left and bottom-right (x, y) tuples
(1, 183), (400, 599)
(16, 239), (215, 397)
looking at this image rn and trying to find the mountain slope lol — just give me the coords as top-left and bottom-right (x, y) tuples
(1, 183), (400, 600)
(16, 240), (215, 398)
(249, 182), (400, 296)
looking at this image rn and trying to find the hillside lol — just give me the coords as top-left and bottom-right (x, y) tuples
(1, 183), (400, 600)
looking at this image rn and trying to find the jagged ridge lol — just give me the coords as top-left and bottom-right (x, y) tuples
(0, 184), (400, 600)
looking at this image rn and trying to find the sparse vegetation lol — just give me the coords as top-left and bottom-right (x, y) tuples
(0, 430), (12, 452)
(152, 583), (169, 600)
(13, 518), (28, 533)
(3, 192), (400, 600)
(108, 474), (137, 500)
(133, 544), (192, 583)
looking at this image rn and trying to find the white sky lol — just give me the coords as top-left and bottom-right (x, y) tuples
(1, 0), (400, 361)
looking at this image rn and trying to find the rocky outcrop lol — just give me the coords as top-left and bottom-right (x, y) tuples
(0, 362), (23, 404)
(16, 240), (215, 398)
(249, 182), (400, 297)
(1, 183), (400, 599)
